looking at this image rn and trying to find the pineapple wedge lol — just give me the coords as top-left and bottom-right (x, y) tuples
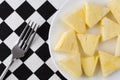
(55, 30), (79, 53)
(106, 12), (117, 23)
(99, 51), (120, 77)
(101, 17), (120, 41)
(77, 34), (100, 56)
(85, 3), (109, 28)
(82, 56), (99, 77)
(115, 35), (120, 56)
(108, 0), (120, 24)
(63, 8), (86, 33)
(58, 52), (82, 77)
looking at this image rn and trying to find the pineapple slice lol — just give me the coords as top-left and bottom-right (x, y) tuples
(58, 52), (82, 77)
(77, 34), (100, 56)
(108, 0), (120, 24)
(55, 30), (79, 53)
(115, 35), (120, 56)
(82, 56), (99, 77)
(101, 17), (120, 41)
(85, 3), (109, 28)
(63, 8), (86, 33)
(99, 51), (120, 77)
(106, 12), (117, 23)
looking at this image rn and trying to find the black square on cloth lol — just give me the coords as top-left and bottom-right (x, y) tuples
(35, 63), (54, 80)
(37, 1), (57, 20)
(20, 48), (34, 62)
(15, 22), (27, 37)
(16, 1), (35, 20)
(56, 71), (67, 80)
(0, 43), (11, 61)
(3, 70), (11, 80)
(37, 22), (50, 41)
(35, 43), (50, 62)
(0, 1), (14, 20)
(0, 63), (6, 76)
(13, 64), (32, 80)
(0, 22), (13, 41)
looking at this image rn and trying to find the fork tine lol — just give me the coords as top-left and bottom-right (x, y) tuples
(20, 22), (34, 48)
(17, 21), (31, 45)
(22, 22), (34, 42)
(25, 25), (40, 51)
(22, 23), (37, 49)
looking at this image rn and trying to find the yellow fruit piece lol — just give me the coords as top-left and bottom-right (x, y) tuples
(82, 56), (99, 77)
(101, 17), (120, 41)
(99, 51), (120, 77)
(108, 0), (120, 24)
(63, 8), (86, 33)
(115, 35), (120, 56)
(85, 3), (109, 28)
(55, 30), (79, 53)
(77, 34), (100, 56)
(106, 12), (117, 23)
(58, 52), (82, 78)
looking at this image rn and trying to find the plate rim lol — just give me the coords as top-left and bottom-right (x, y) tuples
(48, 0), (70, 79)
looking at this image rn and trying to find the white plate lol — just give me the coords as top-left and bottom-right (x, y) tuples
(48, 0), (120, 80)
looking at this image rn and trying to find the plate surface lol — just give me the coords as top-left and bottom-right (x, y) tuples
(48, 0), (120, 80)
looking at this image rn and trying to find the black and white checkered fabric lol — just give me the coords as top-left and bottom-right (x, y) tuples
(0, 0), (67, 80)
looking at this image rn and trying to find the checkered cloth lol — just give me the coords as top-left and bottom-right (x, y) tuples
(0, 0), (67, 80)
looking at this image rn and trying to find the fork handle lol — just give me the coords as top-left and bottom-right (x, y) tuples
(0, 60), (14, 80)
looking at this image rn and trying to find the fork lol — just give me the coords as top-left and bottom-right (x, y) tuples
(0, 21), (39, 80)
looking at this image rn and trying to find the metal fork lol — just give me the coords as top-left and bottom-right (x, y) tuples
(0, 21), (39, 80)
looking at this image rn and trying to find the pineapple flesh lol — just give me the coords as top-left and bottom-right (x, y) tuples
(115, 35), (120, 56)
(85, 3), (109, 28)
(54, 30), (79, 54)
(63, 8), (86, 33)
(108, 0), (120, 24)
(82, 56), (99, 77)
(99, 51), (120, 77)
(58, 52), (82, 77)
(101, 17), (120, 41)
(77, 34), (100, 56)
